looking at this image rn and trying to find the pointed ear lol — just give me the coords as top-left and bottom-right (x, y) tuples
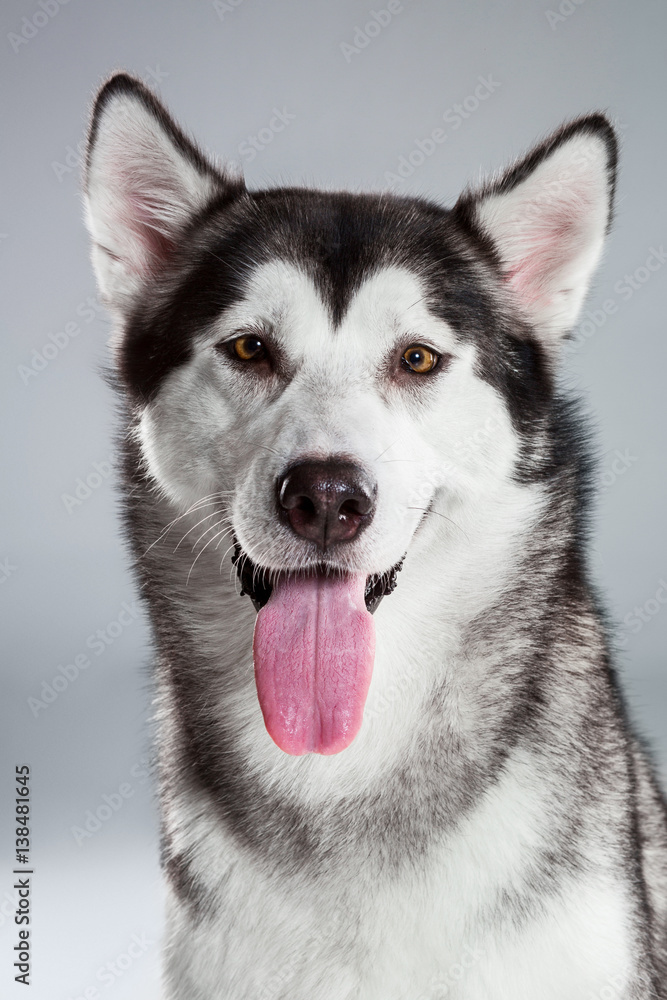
(453, 115), (618, 345)
(84, 73), (244, 313)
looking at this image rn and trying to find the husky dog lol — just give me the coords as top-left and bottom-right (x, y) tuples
(84, 73), (667, 999)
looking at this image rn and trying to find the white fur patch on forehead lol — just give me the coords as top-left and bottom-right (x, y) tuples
(204, 259), (329, 351)
(337, 265), (459, 353)
(205, 260), (460, 360)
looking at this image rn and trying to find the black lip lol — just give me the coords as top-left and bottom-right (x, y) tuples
(231, 542), (404, 614)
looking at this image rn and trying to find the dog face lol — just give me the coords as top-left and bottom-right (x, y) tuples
(137, 254), (518, 582)
(85, 75), (616, 755)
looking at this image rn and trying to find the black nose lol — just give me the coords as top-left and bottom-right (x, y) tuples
(277, 459), (376, 549)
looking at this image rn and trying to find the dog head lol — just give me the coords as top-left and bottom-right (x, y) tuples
(85, 74), (616, 755)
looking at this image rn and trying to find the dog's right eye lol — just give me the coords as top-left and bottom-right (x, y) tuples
(228, 334), (267, 362)
(401, 344), (440, 374)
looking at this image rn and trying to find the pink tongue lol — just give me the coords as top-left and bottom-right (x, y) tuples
(253, 573), (375, 755)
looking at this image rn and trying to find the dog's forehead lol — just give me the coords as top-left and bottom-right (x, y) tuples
(124, 190), (497, 400)
(214, 259), (459, 354)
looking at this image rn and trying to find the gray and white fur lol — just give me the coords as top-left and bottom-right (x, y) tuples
(84, 74), (667, 999)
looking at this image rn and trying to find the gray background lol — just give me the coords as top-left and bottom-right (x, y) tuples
(1, 1), (665, 997)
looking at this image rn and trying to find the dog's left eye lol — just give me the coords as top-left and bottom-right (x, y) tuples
(230, 334), (266, 362)
(401, 344), (440, 373)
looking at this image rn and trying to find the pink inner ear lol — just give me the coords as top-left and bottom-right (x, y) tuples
(128, 192), (176, 268)
(116, 191), (176, 275)
(504, 209), (585, 308)
(106, 155), (180, 276)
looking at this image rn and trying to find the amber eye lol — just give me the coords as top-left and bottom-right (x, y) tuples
(401, 344), (439, 374)
(231, 334), (266, 362)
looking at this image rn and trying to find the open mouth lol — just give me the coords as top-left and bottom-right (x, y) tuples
(231, 542), (404, 756)
(231, 543), (404, 615)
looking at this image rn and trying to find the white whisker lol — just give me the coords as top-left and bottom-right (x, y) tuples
(186, 526), (234, 586)
(143, 493), (227, 555)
